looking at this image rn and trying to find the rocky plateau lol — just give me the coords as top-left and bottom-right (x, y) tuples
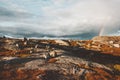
(0, 36), (120, 80)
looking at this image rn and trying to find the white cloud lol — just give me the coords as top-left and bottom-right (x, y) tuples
(40, 0), (120, 36)
(0, 0), (120, 38)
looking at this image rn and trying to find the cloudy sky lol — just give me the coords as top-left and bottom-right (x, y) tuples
(0, 0), (120, 39)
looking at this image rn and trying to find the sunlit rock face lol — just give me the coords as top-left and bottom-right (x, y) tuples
(92, 36), (120, 42)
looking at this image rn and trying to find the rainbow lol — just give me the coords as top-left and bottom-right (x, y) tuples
(99, 26), (104, 36)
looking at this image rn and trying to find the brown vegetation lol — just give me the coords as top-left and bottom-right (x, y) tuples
(0, 36), (120, 80)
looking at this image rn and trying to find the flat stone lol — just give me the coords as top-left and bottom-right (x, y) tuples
(2, 56), (18, 60)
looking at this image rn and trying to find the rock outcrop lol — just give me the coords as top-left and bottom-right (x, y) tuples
(0, 36), (120, 80)
(92, 36), (120, 43)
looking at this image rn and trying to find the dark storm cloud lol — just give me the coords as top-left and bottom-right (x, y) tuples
(0, 6), (15, 17)
(0, 6), (33, 21)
